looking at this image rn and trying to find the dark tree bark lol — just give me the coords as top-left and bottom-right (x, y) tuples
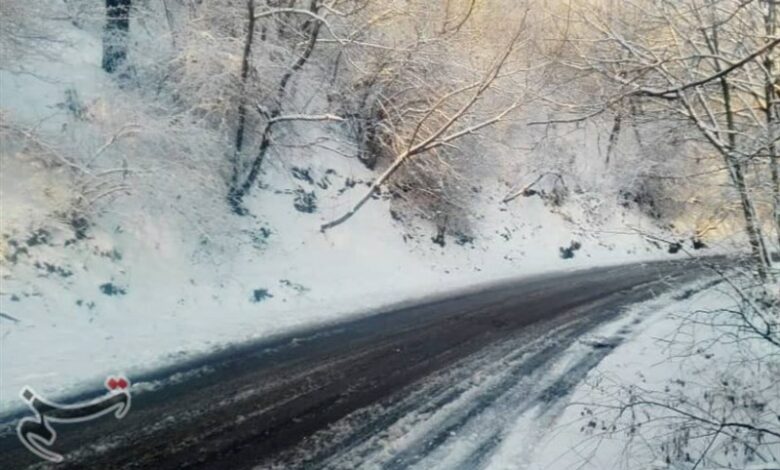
(103, 0), (132, 74)
(230, 0), (257, 199)
(228, 0), (323, 214)
(605, 109), (622, 165)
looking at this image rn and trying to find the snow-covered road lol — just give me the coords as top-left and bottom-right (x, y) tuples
(0, 259), (723, 469)
(261, 264), (721, 470)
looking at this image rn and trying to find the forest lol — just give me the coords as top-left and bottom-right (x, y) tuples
(0, 0), (778, 468)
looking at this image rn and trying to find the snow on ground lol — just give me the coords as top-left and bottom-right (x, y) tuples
(276, 276), (776, 470)
(498, 281), (780, 470)
(0, 7), (721, 415)
(0, 148), (688, 416)
(238, 274), (735, 469)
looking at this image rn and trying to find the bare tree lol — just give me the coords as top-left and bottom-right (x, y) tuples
(545, 2), (780, 467)
(320, 14), (529, 231)
(562, 0), (778, 279)
(227, 0), (336, 214)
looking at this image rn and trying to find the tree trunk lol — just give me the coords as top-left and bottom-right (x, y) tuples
(727, 157), (772, 278)
(764, 0), (780, 249)
(720, 74), (771, 279)
(103, 0), (131, 74)
(709, 13), (772, 279)
(605, 109), (622, 165)
(230, 0), (257, 199)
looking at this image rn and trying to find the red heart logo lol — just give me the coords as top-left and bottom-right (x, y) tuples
(106, 376), (129, 390)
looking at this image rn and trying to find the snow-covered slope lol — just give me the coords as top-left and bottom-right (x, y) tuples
(0, 7), (710, 413)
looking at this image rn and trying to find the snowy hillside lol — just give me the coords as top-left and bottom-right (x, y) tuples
(2, 2), (778, 470)
(0, 0), (736, 414)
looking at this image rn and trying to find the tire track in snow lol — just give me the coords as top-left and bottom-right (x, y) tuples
(263, 274), (703, 470)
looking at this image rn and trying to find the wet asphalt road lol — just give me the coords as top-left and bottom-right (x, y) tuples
(0, 258), (723, 469)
